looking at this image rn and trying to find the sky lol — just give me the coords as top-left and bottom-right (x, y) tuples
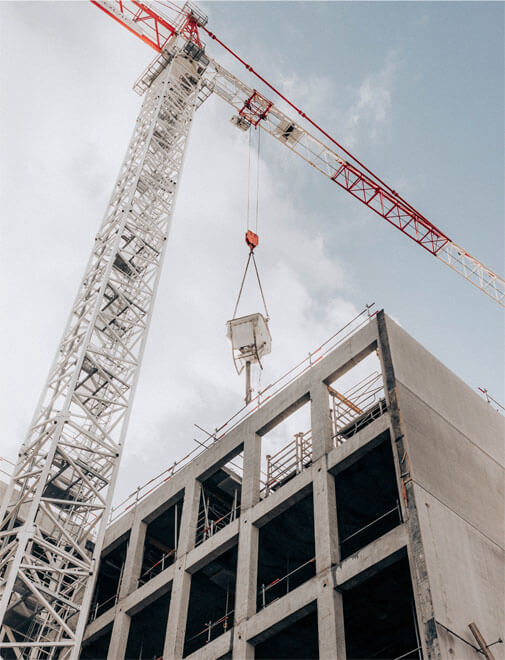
(0, 1), (503, 507)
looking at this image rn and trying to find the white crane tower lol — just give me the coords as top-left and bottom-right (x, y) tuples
(0, 2), (503, 658)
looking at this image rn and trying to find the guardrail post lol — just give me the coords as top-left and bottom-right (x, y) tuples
(265, 454), (271, 496)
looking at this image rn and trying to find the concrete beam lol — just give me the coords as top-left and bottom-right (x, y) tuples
(83, 606), (115, 642)
(335, 522), (407, 590)
(250, 467), (313, 528)
(186, 519), (240, 575)
(185, 629), (232, 660)
(246, 572), (322, 644)
(122, 565), (174, 616)
(327, 412), (390, 474)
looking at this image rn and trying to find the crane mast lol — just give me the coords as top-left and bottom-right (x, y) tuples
(0, 27), (207, 658)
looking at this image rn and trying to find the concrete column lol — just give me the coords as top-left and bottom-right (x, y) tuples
(312, 457), (339, 571)
(311, 460), (346, 658)
(107, 514), (147, 659)
(163, 478), (202, 659)
(241, 431), (262, 510)
(106, 610), (131, 660)
(118, 519), (147, 597)
(311, 379), (346, 658)
(177, 477), (202, 556)
(317, 581), (346, 660)
(232, 518), (259, 660)
(232, 431), (261, 659)
(310, 379), (332, 461)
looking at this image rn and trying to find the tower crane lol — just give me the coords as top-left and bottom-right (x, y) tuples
(0, 2), (503, 659)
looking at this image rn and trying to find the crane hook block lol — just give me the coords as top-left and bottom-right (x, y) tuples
(246, 230), (259, 251)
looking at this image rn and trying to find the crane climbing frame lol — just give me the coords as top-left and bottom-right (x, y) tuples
(0, 2), (503, 659)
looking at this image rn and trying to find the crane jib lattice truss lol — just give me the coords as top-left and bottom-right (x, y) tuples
(0, 33), (207, 659)
(1, 1), (504, 658)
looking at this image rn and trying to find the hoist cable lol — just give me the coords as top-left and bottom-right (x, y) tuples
(246, 127), (252, 231)
(251, 251), (269, 319)
(232, 250), (270, 320)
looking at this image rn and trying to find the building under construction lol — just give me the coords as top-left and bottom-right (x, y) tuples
(77, 311), (504, 660)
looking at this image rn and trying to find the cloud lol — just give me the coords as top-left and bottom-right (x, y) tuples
(343, 50), (399, 147)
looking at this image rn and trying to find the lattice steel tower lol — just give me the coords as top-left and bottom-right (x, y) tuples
(0, 10), (208, 657)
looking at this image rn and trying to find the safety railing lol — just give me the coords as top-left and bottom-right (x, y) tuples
(108, 305), (377, 525)
(392, 647), (423, 660)
(262, 430), (312, 497)
(88, 592), (119, 623)
(334, 398), (387, 445)
(258, 556), (316, 610)
(138, 548), (176, 586)
(339, 502), (402, 558)
(195, 488), (240, 547)
(184, 608), (234, 656)
(330, 370), (386, 445)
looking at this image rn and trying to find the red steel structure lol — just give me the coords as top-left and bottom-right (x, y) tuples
(94, 0), (503, 304)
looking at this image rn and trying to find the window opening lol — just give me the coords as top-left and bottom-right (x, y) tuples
(183, 545), (238, 657)
(195, 454), (242, 547)
(139, 498), (183, 586)
(260, 398), (311, 498)
(328, 351), (386, 445)
(80, 625), (112, 660)
(256, 492), (315, 611)
(343, 556), (421, 659)
(125, 589), (171, 660)
(332, 435), (401, 559)
(89, 534), (129, 621)
(254, 607), (319, 659)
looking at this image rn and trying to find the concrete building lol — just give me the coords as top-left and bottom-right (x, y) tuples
(80, 311), (504, 660)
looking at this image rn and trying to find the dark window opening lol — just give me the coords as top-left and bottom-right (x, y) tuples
(254, 608), (319, 659)
(195, 468), (241, 547)
(333, 436), (401, 560)
(89, 535), (129, 621)
(139, 499), (183, 586)
(183, 545), (238, 657)
(125, 589), (171, 660)
(260, 399), (311, 499)
(257, 492), (315, 611)
(80, 626), (112, 660)
(343, 556), (421, 659)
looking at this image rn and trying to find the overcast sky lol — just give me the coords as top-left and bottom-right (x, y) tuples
(0, 1), (503, 506)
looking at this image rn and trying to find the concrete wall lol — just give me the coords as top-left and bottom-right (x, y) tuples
(386, 316), (505, 657)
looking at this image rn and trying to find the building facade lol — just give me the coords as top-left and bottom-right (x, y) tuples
(80, 311), (504, 660)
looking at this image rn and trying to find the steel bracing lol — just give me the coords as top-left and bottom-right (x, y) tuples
(0, 44), (206, 659)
